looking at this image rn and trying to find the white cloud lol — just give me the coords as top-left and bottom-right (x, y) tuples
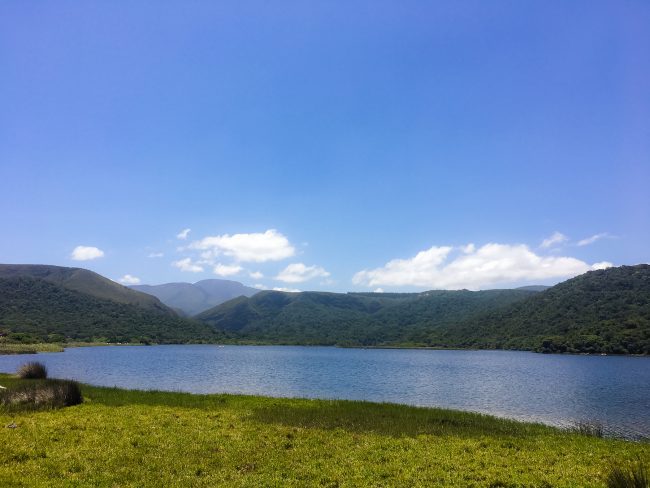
(147, 252), (164, 258)
(71, 245), (104, 261)
(540, 232), (568, 248)
(373, 288), (384, 293)
(275, 263), (330, 283)
(253, 284), (267, 290)
(172, 257), (204, 273)
(119, 274), (141, 285)
(353, 243), (608, 290)
(273, 287), (301, 292)
(213, 263), (243, 277)
(354, 246), (452, 288)
(189, 229), (295, 263)
(577, 233), (610, 246)
(176, 228), (191, 240)
(591, 261), (614, 270)
(249, 271), (264, 280)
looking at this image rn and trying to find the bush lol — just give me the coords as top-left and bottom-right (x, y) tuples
(17, 361), (48, 379)
(607, 458), (648, 488)
(7, 332), (39, 344)
(57, 380), (83, 406)
(0, 379), (83, 410)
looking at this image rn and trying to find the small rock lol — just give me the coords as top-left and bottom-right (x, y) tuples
(6, 422), (17, 429)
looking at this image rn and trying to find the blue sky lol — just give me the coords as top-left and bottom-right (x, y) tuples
(1, 1), (648, 292)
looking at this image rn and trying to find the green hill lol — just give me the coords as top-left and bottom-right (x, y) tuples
(195, 288), (538, 346)
(2, 263), (647, 353)
(0, 264), (174, 315)
(435, 264), (650, 354)
(196, 265), (650, 353)
(0, 276), (223, 344)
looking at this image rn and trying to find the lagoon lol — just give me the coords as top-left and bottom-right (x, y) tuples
(0, 345), (648, 438)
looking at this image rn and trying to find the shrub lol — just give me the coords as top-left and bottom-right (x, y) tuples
(607, 458), (648, 488)
(0, 380), (83, 410)
(57, 380), (83, 406)
(17, 361), (48, 379)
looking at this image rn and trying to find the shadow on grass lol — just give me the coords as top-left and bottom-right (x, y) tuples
(248, 399), (553, 439)
(85, 385), (552, 439)
(81, 385), (233, 410)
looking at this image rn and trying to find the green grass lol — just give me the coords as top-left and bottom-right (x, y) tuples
(606, 458), (648, 488)
(0, 374), (648, 487)
(0, 341), (150, 355)
(0, 343), (65, 355)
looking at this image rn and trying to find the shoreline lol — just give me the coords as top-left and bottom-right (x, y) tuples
(0, 341), (147, 355)
(2, 341), (647, 357)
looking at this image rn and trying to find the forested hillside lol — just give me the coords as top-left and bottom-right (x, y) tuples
(196, 288), (537, 346)
(0, 277), (223, 344)
(197, 265), (650, 354)
(1, 263), (647, 354)
(434, 265), (650, 354)
(0, 264), (173, 314)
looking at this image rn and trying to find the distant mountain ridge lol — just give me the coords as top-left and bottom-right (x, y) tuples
(1, 263), (647, 354)
(195, 265), (650, 354)
(132, 279), (259, 316)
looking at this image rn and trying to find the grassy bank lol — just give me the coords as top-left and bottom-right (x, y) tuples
(0, 374), (648, 487)
(0, 342), (147, 355)
(0, 343), (65, 355)
(2, 342), (647, 358)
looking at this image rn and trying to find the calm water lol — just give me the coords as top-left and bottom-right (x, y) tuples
(1, 345), (648, 438)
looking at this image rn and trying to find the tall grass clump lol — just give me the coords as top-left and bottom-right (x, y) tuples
(56, 380), (83, 406)
(607, 459), (649, 488)
(574, 420), (604, 437)
(17, 361), (48, 379)
(0, 380), (82, 411)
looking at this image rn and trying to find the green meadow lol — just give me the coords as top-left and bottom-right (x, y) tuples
(0, 342), (147, 355)
(0, 374), (648, 487)
(0, 343), (65, 355)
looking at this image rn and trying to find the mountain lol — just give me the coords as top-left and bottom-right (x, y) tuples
(436, 264), (650, 354)
(195, 265), (650, 354)
(131, 279), (259, 316)
(0, 264), (174, 315)
(195, 288), (539, 346)
(0, 276), (223, 344)
(2, 263), (647, 353)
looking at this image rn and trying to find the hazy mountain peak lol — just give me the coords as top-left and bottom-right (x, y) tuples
(132, 278), (259, 316)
